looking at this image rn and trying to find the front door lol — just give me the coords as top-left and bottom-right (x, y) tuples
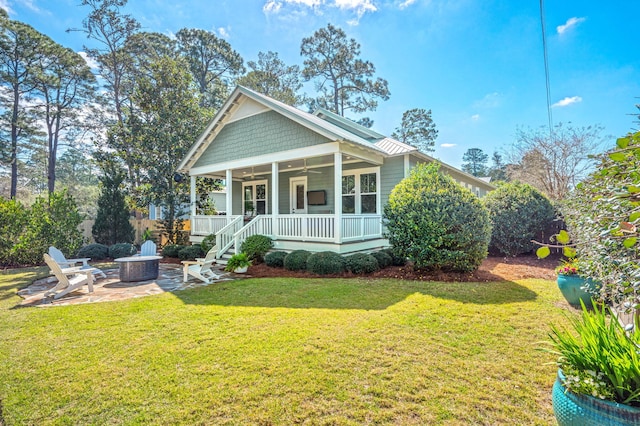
(289, 176), (307, 214)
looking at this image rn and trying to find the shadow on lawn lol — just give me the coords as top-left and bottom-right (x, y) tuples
(174, 278), (538, 310)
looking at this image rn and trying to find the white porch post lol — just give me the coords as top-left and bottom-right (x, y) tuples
(334, 151), (342, 244)
(190, 176), (196, 216)
(404, 154), (410, 178)
(226, 169), (233, 222)
(272, 161), (279, 239)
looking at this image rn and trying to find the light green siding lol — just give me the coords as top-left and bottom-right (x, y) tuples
(278, 167), (336, 214)
(194, 111), (331, 168)
(380, 156), (405, 206)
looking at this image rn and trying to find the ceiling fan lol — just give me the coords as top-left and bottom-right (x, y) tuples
(246, 167), (265, 179)
(297, 159), (322, 175)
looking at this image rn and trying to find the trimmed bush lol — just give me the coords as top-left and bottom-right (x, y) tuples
(240, 235), (273, 263)
(162, 244), (185, 258)
(108, 243), (137, 259)
(284, 250), (311, 271)
(306, 251), (346, 275)
(178, 245), (204, 260)
(77, 243), (109, 260)
(200, 234), (216, 253)
(380, 248), (406, 266)
(383, 163), (491, 272)
(265, 251), (287, 268)
(483, 182), (556, 256)
(345, 253), (380, 274)
(371, 251), (392, 269)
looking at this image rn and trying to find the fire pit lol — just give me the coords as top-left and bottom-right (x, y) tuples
(114, 256), (162, 282)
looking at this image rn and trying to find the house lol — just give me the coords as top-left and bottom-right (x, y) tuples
(177, 86), (495, 259)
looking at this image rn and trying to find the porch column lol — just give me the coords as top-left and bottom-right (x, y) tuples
(190, 176), (196, 216)
(404, 154), (410, 178)
(334, 152), (342, 244)
(272, 161), (279, 239)
(226, 169), (233, 221)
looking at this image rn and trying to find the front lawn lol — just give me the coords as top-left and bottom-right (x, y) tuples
(0, 267), (570, 424)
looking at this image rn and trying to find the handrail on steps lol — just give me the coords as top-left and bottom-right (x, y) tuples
(215, 216), (243, 259)
(232, 215), (272, 254)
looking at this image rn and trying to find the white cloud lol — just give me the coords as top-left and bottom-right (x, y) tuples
(473, 92), (502, 109)
(217, 26), (230, 38)
(263, 0), (282, 13)
(552, 96), (582, 108)
(471, 114), (480, 121)
(398, 0), (417, 9)
(440, 143), (457, 148)
(557, 17), (586, 35)
(77, 52), (100, 70)
(16, 0), (41, 13)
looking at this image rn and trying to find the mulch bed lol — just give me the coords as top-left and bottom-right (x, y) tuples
(246, 254), (559, 282)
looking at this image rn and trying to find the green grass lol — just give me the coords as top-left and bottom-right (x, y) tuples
(0, 266), (572, 425)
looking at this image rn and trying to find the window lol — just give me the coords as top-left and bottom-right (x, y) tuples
(341, 168), (379, 214)
(242, 180), (267, 215)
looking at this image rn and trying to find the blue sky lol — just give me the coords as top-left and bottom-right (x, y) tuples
(2, 0), (638, 168)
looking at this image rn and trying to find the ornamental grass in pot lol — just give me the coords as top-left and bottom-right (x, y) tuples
(548, 302), (640, 425)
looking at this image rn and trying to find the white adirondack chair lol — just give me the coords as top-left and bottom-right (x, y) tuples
(48, 246), (107, 279)
(43, 254), (95, 300)
(139, 240), (157, 256)
(181, 246), (220, 284)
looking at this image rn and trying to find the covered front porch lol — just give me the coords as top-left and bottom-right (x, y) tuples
(187, 143), (391, 256)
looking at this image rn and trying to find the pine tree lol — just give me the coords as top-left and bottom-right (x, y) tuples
(92, 163), (134, 245)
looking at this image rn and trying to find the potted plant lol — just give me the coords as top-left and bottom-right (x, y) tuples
(224, 252), (252, 273)
(548, 302), (640, 425)
(555, 259), (599, 309)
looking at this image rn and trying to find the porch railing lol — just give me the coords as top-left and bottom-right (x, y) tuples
(192, 215), (241, 236)
(342, 216), (383, 241)
(233, 215), (274, 254)
(277, 215), (336, 241)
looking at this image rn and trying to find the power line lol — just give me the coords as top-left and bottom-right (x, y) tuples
(539, 0), (553, 135)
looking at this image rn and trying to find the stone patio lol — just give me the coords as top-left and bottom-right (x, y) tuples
(18, 263), (233, 307)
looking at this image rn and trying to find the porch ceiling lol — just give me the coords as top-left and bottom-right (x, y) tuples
(193, 153), (377, 180)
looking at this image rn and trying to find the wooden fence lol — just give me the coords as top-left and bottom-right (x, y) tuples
(79, 219), (191, 247)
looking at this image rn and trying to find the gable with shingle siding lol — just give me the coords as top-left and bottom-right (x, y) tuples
(193, 110), (332, 168)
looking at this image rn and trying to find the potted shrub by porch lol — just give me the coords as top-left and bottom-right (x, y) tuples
(556, 260), (599, 309)
(549, 302), (640, 425)
(224, 253), (251, 273)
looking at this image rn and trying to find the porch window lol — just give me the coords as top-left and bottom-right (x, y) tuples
(342, 168), (379, 214)
(242, 180), (267, 215)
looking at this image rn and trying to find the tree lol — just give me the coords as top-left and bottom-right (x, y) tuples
(461, 148), (488, 177)
(300, 23), (390, 117)
(0, 11), (49, 198)
(92, 160), (134, 245)
(129, 56), (210, 244)
(236, 51), (301, 106)
(33, 43), (97, 193)
(391, 108), (438, 153)
(507, 123), (604, 201)
(56, 148), (99, 217)
(175, 28), (244, 109)
(488, 151), (508, 182)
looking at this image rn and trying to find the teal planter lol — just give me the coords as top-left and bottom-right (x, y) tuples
(557, 274), (598, 309)
(553, 369), (640, 425)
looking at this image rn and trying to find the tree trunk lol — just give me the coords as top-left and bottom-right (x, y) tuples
(10, 86), (19, 198)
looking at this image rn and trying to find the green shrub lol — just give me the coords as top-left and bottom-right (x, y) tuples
(224, 252), (252, 272)
(108, 243), (137, 259)
(483, 182), (556, 256)
(162, 244), (185, 258)
(200, 234), (216, 253)
(77, 243), (109, 260)
(345, 253), (379, 274)
(10, 190), (84, 265)
(265, 251), (287, 268)
(371, 251), (392, 269)
(92, 164), (134, 245)
(306, 251), (346, 275)
(0, 197), (28, 266)
(380, 248), (406, 266)
(178, 245), (204, 260)
(240, 235), (273, 263)
(284, 250), (311, 271)
(383, 163), (491, 272)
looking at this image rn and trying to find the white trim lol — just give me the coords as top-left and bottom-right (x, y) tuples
(272, 162), (279, 237)
(190, 176), (196, 216)
(289, 176), (308, 214)
(403, 154), (410, 178)
(334, 152), (342, 244)
(241, 179), (268, 216)
(188, 143), (341, 176)
(341, 166), (381, 215)
(226, 169), (233, 216)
